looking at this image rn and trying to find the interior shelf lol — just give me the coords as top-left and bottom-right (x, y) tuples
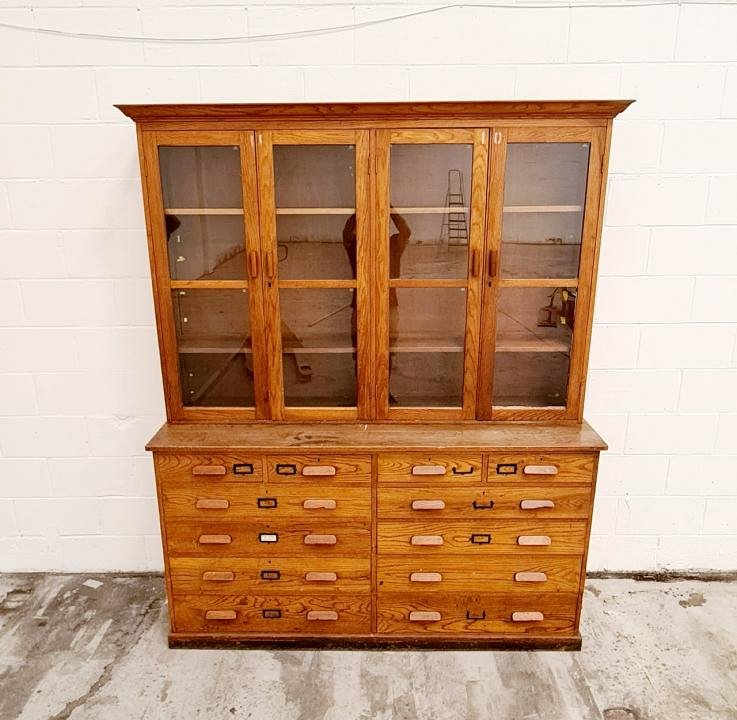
(503, 205), (583, 213)
(496, 334), (570, 353)
(165, 208), (243, 215)
(275, 207), (355, 215)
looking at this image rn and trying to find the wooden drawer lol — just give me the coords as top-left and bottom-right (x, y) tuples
(378, 454), (482, 483)
(377, 593), (578, 635)
(170, 556), (370, 594)
(377, 520), (587, 555)
(377, 555), (583, 594)
(166, 520), (371, 558)
(378, 485), (592, 520)
(486, 453), (594, 484)
(266, 455), (371, 483)
(172, 594), (371, 635)
(161, 481), (370, 522)
(155, 453), (263, 482)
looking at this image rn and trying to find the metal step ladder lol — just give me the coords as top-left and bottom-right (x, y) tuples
(440, 169), (469, 245)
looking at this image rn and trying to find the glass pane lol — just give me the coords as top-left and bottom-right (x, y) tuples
(274, 145), (356, 280)
(501, 143), (590, 279)
(492, 286), (575, 407)
(389, 287), (466, 407)
(279, 288), (357, 407)
(159, 146), (246, 281)
(390, 144), (473, 279)
(172, 289), (254, 407)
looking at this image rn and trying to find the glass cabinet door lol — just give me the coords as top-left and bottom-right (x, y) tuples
(148, 131), (267, 418)
(376, 130), (488, 418)
(479, 127), (604, 419)
(256, 130), (370, 419)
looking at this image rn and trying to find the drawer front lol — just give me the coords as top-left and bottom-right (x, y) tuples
(170, 556), (370, 594)
(377, 556), (583, 594)
(161, 482), (370, 522)
(173, 594), (371, 635)
(487, 454), (594, 484)
(378, 485), (592, 520)
(166, 521), (371, 558)
(266, 455), (371, 483)
(156, 454), (263, 482)
(377, 521), (587, 555)
(377, 593), (578, 635)
(378, 454), (482, 484)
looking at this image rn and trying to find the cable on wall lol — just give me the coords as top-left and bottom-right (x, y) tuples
(0, 0), (731, 44)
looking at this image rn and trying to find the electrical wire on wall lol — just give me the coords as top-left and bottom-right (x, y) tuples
(0, 1), (731, 44)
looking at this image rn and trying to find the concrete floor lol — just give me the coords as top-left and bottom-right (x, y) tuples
(0, 575), (735, 720)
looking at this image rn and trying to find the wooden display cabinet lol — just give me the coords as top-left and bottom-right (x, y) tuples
(119, 100), (631, 649)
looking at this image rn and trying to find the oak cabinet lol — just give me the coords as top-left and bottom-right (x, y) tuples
(120, 100), (630, 649)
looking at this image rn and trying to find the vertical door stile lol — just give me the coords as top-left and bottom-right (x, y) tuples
(374, 130), (391, 420)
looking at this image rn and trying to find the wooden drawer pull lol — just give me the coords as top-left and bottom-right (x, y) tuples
(198, 534), (231, 545)
(303, 499), (337, 510)
(410, 572), (442, 583)
(410, 535), (444, 546)
(514, 572), (548, 583)
(409, 611), (441, 622)
(202, 571), (235, 582)
(512, 611), (544, 622)
(411, 499), (445, 511)
(304, 534), (337, 545)
(520, 499), (555, 510)
(195, 498), (229, 510)
(302, 465), (337, 477)
(411, 465), (446, 476)
(205, 610), (236, 620)
(307, 610), (338, 621)
(192, 465), (226, 476)
(523, 465), (558, 475)
(305, 571), (337, 582)
(517, 535), (552, 546)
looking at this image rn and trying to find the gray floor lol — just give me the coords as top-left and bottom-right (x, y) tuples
(0, 574), (735, 720)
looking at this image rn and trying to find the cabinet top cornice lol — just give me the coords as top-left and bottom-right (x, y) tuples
(116, 100), (633, 125)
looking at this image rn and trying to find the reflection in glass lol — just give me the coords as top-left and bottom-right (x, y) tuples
(501, 143), (590, 279)
(273, 145), (356, 280)
(172, 289), (254, 407)
(390, 144), (473, 279)
(492, 286), (575, 407)
(279, 288), (357, 407)
(389, 287), (467, 407)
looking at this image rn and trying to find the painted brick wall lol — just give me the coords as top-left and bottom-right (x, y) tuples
(1, 1), (735, 572)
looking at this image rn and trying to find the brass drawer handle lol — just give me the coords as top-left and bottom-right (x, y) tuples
(305, 571), (337, 582)
(195, 499), (229, 510)
(520, 499), (555, 510)
(512, 611), (544, 622)
(410, 572), (442, 583)
(523, 465), (558, 475)
(410, 535), (443, 546)
(466, 610), (486, 620)
(517, 535), (552, 546)
(198, 534), (231, 545)
(409, 611), (441, 622)
(307, 610), (338, 621)
(411, 465), (446, 476)
(411, 499), (445, 511)
(259, 533), (278, 543)
(257, 497), (278, 509)
(192, 465), (226, 476)
(205, 610), (236, 620)
(451, 466), (474, 475)
(303, 499), (337, 510)
(304, 534), (337, 545)
(302, 465), (337, 477)
(515, 572), (547, 583)
(472, 499), (494, 510)
(202, 571), (234, 581)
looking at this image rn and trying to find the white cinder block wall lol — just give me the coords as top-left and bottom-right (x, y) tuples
(1, 0), (736, 573)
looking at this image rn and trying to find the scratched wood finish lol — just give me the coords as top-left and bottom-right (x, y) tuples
(486, 453), (595, 483)
(155, 454), (264, 482)
(377, 555), (583, 593)
(377, 520), (588, 555)
(376, 592), (578, 635)
(378, 454), (483, 483)
(160, 481), (370, 521)
(169, 556), (371, 594)
(172, 594), (372, 634)
(265, 454), (372, 482)
(377, 485), (592, 520)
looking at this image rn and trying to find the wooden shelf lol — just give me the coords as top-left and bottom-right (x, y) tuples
(165, 208), (243, 216)
(503, 205), (582, 213)
(393, 207), (469, 214)
(276, 207), (355, 215)
(496, 334), (569, 353)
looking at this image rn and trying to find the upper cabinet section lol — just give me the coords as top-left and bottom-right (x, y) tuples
(121, 101), (631, 423)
